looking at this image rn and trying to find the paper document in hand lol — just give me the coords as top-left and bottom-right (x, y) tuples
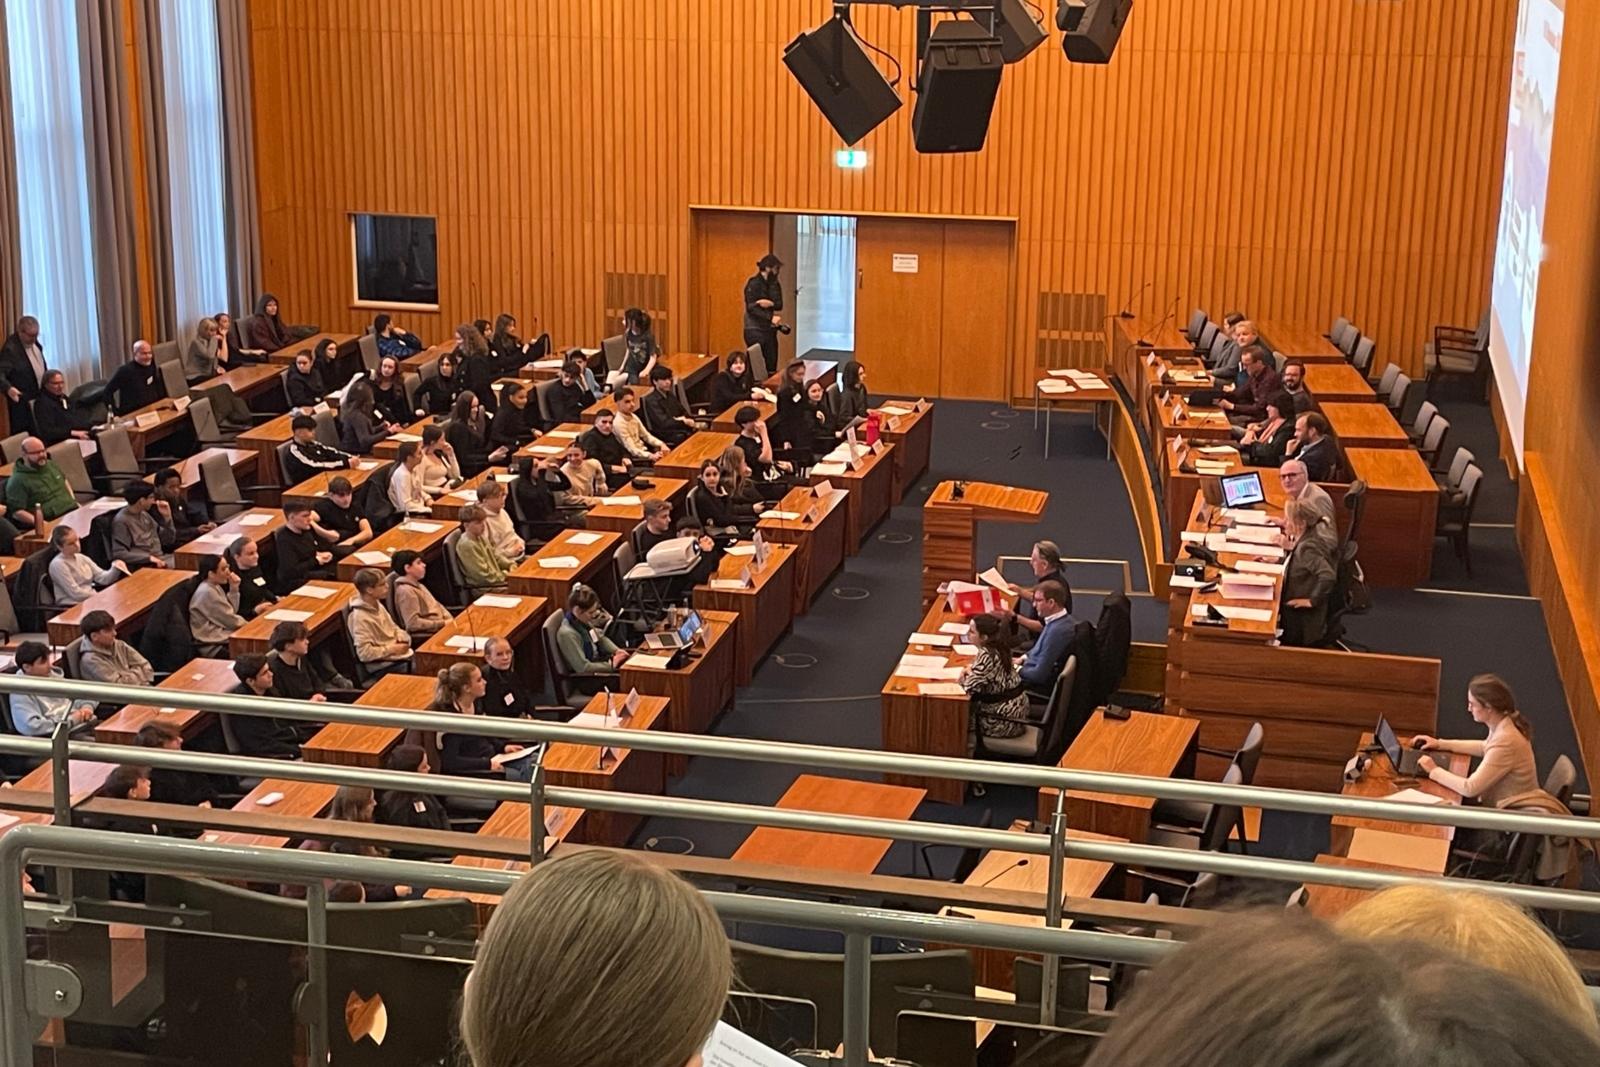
(445, 635), (491, 651)
(489, 747), (540, 768)
(237, 513), (273, 526)
(474, 594), (522, 609)
(977, 567), (1015, 593)
(292, 584), (337, 599)
(537, 555), (582, 569)
(401, 521), (444, 533)
(564, 532), (603, 545)
(701, 1020), (803, 1066)
(265, 609), (314, 622)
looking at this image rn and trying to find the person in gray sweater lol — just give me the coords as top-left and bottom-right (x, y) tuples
(111, 483), (175, 569)
(190, 554), (246, 657)
(77, 609), (155, 686)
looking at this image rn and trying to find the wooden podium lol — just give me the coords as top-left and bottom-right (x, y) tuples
(922, 481), (1049, 606)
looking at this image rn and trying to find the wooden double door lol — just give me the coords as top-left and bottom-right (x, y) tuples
(691, 210), (1013, 401)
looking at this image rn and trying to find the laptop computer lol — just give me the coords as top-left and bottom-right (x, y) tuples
(644, 610), (702, 651)
(1375, 714), (1429, 776)
(1220, 470), (1266, 508)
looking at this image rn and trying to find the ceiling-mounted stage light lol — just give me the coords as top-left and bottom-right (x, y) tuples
(783, 15), (903, 146)
(1056, 0), (1132, 64)
(993, 0), (1048, 63)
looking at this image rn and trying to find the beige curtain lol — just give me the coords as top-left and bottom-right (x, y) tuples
(0, 0), (24, 333)
(216, 0), (261, 317)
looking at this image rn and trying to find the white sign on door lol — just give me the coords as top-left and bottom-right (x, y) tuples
(891, 253), (919, 273)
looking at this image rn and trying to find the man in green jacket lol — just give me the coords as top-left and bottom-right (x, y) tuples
(6, 436), (77, 527)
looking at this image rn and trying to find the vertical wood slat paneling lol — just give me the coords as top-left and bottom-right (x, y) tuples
(249, 0), (1513, 398)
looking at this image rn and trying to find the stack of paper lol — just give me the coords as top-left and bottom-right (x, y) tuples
(811, 463), (848, 477)
(1219, 573), (1277, 601)
(601, 495), (642, 507)
(565, 531), (603, 546)
(725, 544), (757, 557)
(1195, 461), (1232, 475)
(445, 635), (491, 651)
(1383, 788), (1445, 806)
(448, 489), (479, 501)
(475, 594), (523, 609)
(1221, 507), (1273, 524)
(627, 651), (674, 670)
(544, 429), (579, 440)
(537, 555), (582, 569)
(1037, 379), (1076, 394)
(1228, 525), (1283, 546)
(762, 510), (800, 521)
(1235, 560), (1286, 576)
(1219, 541), (1285, 559)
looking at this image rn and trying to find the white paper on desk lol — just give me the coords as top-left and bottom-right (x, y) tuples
(1170, 575), (1205, 589)
(1198, 446), (1238, 455)
(527, 444), (564, 455)
(493, 473), (518, 483)
(896, 663), (951, 680)
(537, 555), (582, 569)
(811, 462), (848, 477)
(445, 635), (491, 651)
(1204, 533), (1230, 550)
(909, 632), (954, 647)
(627, 652), (674, 669)
(356, 459), (382, 470)
(544, 429), (579, 439)
(562, 531), (602, 546)
(1383, 788), (1445, 806)
(1037, 379), (1074, 393)
(566, 711), (614, 731)
(447, 488), (478, 501)
(899, 653), (947, 669)
(1235, 560), (1286, 576)
(1221, 572), (1275, 588)
(879, 404), (914, 414)
(85, 497), (124, 510)
(1227, 525), (1281, 545)
(193, 531), (233, 543)
(390, 432), (423, 443)
(1179, 531), (1206, 544)
(938, 621), (970, 636)
(292, 584), (336, 599)
(1221, 541), (1285, 559)
(763, 510), (800, 520)
(701, 1020), (803, 1067)
(919, 682), (968, 697)
(932, 666), (965, 680)
(352, 550), (391, 565)
(1195, 462), (1231, 475)
(1221, 507), (1273, 524)
(1219, 579), (1275, 601)
(977, 567), (1015, 594)
(1074, 379), (1109, 389)
(265, 608), (314, 622)
(530, 358), (564, 370)
(601, 495), (641, 506)
(725, 544), (757, 556)
(475, 594), (522, 609)
(401, 521), (443, 533)
(1043, 370), (1075, 379)
(952, 643), (979, 657)
(237, 513), (272, 527)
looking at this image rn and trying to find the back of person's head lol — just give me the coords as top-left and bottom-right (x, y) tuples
(463, 850), (731, 1067)
(734, 405), (760, 428)
(134, 721), (180, 748)
(352, 567), (384, 595)
(328, 785), (374, 823)
(568, 585), (601, 614)
(122, 482), (154, 505)
(1338, 885), (1597, 1036)
(1082, 913), (1600, 1067)
(1224, 310), (1245, 327)
(98, 765), (149, 800)
(291, 414), (316, 432)
(269, 620), (308, 652)
(1302, 411), (1331, 438)
(385, 743), (426, 773)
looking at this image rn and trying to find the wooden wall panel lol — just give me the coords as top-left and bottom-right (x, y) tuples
(249, 0), (1513, 396)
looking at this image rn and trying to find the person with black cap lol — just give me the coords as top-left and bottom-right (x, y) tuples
(742, 253), (785, 375)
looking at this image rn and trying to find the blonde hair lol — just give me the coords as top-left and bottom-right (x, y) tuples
(197, 316), (218, 338)
(716, 444), (748, 494)
(1338, 884), (1597, 1036)
(463, 850), (731, 1067)
(429, 662), (479, 711)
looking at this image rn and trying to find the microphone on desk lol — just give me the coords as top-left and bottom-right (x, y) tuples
(1135, 297), (1183, 347)
(1117, 281), (1152, 320)
(976, 857), (1030, 888)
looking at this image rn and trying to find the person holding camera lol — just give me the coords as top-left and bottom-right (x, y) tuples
(742, 253), (787, 374)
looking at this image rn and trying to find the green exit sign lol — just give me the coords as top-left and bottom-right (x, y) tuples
(835, 149), (868, 170)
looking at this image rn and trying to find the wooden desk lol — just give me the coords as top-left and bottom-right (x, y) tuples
(94, 658), (242, 743)
(1343, 448), (1439, 587)
(1134, 355), (1211, 435)
(413, 592), (550, 689)
(1039, 711), (1198, 847)
(197, 362), (287, 406)
(122, 400), (188, 459)
(1321, 402), (1409, 450)
(872, 401), (933, 502)
(1254, 319), (1347, 364)
(1153, 392), (1234, 459)
(544, 691), (670, 845)
(733, 774), (926, 875)
(371, 418), (437, 461)
(428, 468), (507, 521)
(692, 542), (798, 684)
(513, 422), (587, 462)
(173, 507), (286, 570)
(652, 432), (739, 481)
(1327, 732), (1468, 854)
(202, 778), (338, 849)
(1108, 316), (1193, 399)
(757, 484), (850, 613)
(279, 459), (390, 509)
(584, 477), (690, 536)
(236, 412), (298, 491)
(301, 673), (436, 767)
(424, 801), (587, 923)
(335, 517), (458, 581)
(619, 609), (737, 763)
(142, 447), (258, 492)
(15, 758), (119, 804)
(1302, 853), (1416, 920)
(582, 353), (720, 417)
(264, 331), (358, 368)
(763, 358), (837, 392)
(0, 556), (22, 592)
(1303, 362), (1376, 404)
(921, 481), (1048, 607)
(506, 530), (620, 611)
(229, 579), (353, 657)
(810, 442), (895, 549)
(47, 568), (191, 647)
(1033, 372), (1115, 459)
(709, 398), (775, 434)
(16, 498), (125, 556)
(881, 599), (978, 805)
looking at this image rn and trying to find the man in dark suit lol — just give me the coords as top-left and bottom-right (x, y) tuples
(1287, 411), (1339, 483)
(0, 316), (47, 434)
(1018, 580), (1077, 694)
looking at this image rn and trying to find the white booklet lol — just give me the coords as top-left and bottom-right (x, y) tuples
(701, 1021), (803, 1065)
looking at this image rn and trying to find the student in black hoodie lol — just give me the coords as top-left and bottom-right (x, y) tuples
(511, 455), (573, 543)
(456, 322), (499, 413)
(370, 354), (409, 425)
(480, 637), (543, 720)
(228, 654), (306, 759)
(135, 722), (219, 808)
(272, 502), (336, 592)
(285, 341), (333, 411)
(446, 390), (508, 476)
(224, 536), (278, 618)
(415, 351), (463, 417)
(642, 364), (698, 445)
(579, 409), (633, 489)
(375, 744), (450, 835)
(547, 358), (595, 427)
(489, 380), (538, 451)
(266, 620), (330, 702)
(708, 350), (757, 413)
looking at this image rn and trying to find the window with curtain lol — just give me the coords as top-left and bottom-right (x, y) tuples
(4, 0), (102, 385)
(157, 0), (228, 335)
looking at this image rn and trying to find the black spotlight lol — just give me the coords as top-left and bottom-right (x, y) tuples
(784, 15), (903, 146)
(994, 0), (1048, 63)
(1056, 0), (1132, 64)
(911, 20), (1005, 153)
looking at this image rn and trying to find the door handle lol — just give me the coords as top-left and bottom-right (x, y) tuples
(857, 269), (864, 291)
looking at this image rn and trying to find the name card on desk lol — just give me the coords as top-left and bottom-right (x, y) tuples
(134, 412), (163, 429)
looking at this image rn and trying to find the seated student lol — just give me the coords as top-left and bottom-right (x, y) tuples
(190, 554), (247, 657)
(77, 609), (154, 687)
(338, 381), (396, 455)
(455, 504), (516, 591)
(709, 349), (758, 412)
(267, 620), (330, 702)
(417, 424), (461, 497)
(392, 549), (452, 638)
(273, 502), (336, 592)
(827, 359), (871, 432)
(1412, 674), (1541, 808)
(1284, 410), (1339, 482)
(490, 380), (538, 452)
(112, 483), (176, 570)
(1018, 579), (1075, 693)
(106, 339), (167, 415)
(687, 459), (741, 537)
(447, 390), (509, 477)
(10, 641), (97, 735)
(802, 377), (838, 455)
(580, 409), (635, 489)
(373, 312), (424, 359)
(767, 359), (815, 463)
(135, 722), (217, 808)
(243, 294), (292, 354)
(633, 497), (679, 557)
(184, 316), (226, 381)
(278, 789), (411, 903)
(1007, 539), (1074, 644)
(488, 312), (535, 376)
(641, 364), (698, 446)
(477, 479), (525, 562)
(1218, 347), (1281, 426)
(416, 351), (464, 417)
(511, 455), (574, 542)
(733, 404), (794, 494)
(312, 475), (374, 554)
(48, 525), (128, 605)
(388, 441), (432, 515)
(481, 636), (541, 719)
(1240, 392), (1297, 467)
(348, 567), (413, 676)
(284, 345), (329, 412)
(547, 358), (596, 427)
(717, 445), (768, 530)
(1278, 497), (1337, 647)
(556, 585), (628, 698)
(223, 536), (278, 618)
(619, 307), (660, 383)
(370, 354), (409, 426)
(6, 436), (76, 530)
(33, 369), (92, 445)
(432, 663), (525, 775)
(960, 613), (1029, 764)
(461, 850), (732, 1067)
(610, 386), (667, 464)
(282, 414), (354, 485)
(153, 467), (214, 542)
(556, 440), (608, 511)
(228, 653), (306, 758)
(455, 322), (498, 413)
(375, 744), (451, 852)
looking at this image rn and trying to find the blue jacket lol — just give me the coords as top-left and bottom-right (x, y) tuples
(1020, 612), (1077, 690)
